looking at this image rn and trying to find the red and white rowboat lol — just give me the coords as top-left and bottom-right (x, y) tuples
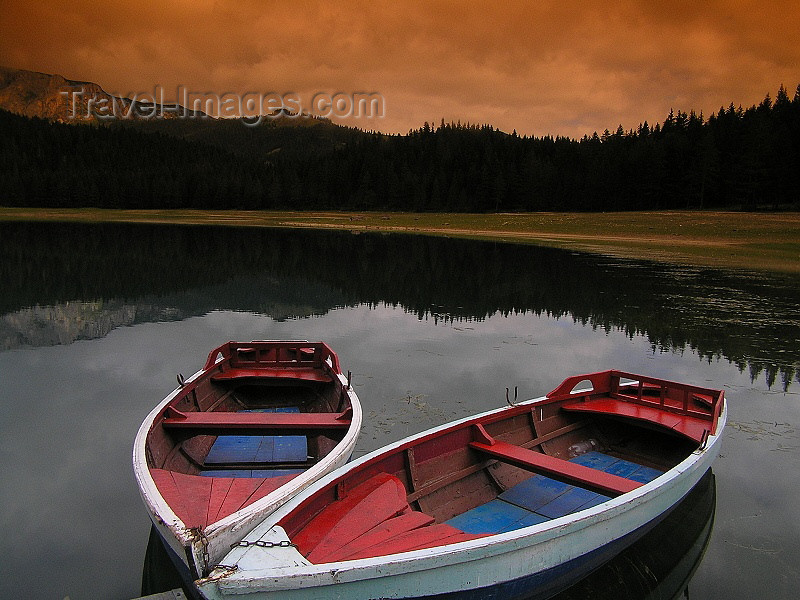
(133, 340), (362, 579)
(197, 370), (725, 600)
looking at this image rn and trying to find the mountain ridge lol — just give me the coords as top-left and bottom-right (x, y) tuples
(0, 66), (220, 122)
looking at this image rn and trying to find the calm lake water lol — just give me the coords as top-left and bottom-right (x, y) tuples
(1, 221), (799, 600)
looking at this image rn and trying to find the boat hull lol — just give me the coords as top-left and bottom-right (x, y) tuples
(197, 372), (725, 600)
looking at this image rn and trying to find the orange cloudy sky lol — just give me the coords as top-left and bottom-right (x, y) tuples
(2, 0), (799, 138)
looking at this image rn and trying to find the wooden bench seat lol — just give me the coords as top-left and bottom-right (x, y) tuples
(469, 439), (643, 496)
(561, 397), (710, 443)
(210, 367), (333, 384)
(162, 408), (351, 432)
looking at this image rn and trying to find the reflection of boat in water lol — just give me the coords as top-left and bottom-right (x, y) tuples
(550, 469), (716, 600)
(141, 470), (716, 600)
(196, 371), (724, 599)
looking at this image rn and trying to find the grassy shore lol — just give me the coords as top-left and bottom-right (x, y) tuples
(2, 207), (799, 274)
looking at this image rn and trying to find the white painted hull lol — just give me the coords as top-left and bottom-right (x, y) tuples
(197, 393), (726, 600)
(133, 368), (362, 578)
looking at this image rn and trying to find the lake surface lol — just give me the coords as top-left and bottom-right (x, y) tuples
(1, 221), (798, 600)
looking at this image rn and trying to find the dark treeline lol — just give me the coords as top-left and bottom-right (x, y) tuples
(1, 84), (799, 211)
(0, 109), (274, 208)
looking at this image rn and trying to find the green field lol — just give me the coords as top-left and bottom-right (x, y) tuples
(3, 207), (799, 274)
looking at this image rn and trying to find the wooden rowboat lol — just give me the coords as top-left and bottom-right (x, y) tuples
(197, 370), (725, 600)
(132, 340), (362, 579)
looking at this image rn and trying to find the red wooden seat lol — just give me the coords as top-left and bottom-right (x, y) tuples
(211, 367), (333, 384)
(469, 439), (642, 496)
(161, 408), (351, 432)
(546, 371), (723, 444)
(292, 473), (411, 557)
(291, 472), (491, 563)
(150, 469), (299, 528)
(309, 511), (436, 563)
(561, 398), (710, 443)
(337, 524), (487, 561)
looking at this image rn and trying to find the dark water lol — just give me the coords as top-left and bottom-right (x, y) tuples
(1, 222), (798, 599)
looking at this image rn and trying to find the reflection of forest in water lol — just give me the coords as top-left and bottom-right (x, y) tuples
(2, 221), (798, 389)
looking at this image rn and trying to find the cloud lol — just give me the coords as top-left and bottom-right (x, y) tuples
(1, 0), (798, 137)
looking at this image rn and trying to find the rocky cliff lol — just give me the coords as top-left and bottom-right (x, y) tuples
(0, 66), (204, 122)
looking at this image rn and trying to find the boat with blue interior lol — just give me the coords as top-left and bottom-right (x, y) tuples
(133, 340), (362, 580)
(197, 370), (725, 600)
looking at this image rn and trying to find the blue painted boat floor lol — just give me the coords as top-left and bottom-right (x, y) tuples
(201, 407), (308, 478)
(445, 451), (662, 534)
